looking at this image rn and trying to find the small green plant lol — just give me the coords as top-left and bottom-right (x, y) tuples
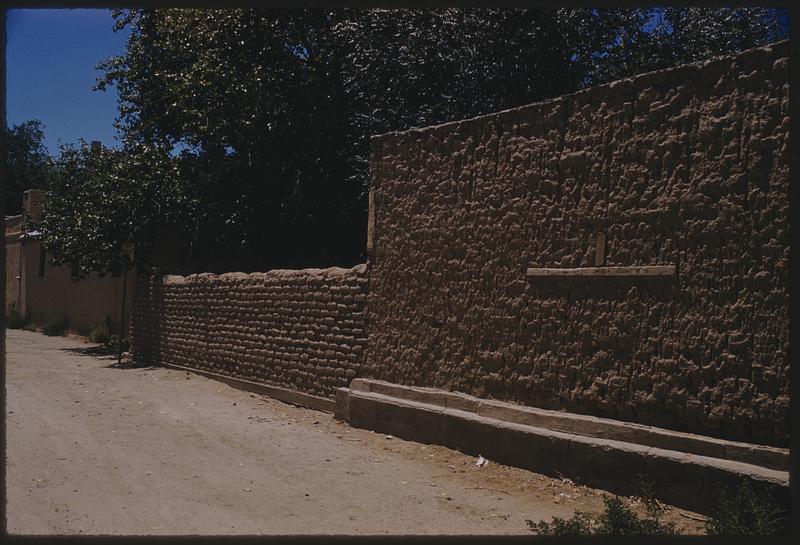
(42, 316), (69, 336)
(528, 494), (678, 535)
(705, 481), (789, 536)
(88, 316), (112, 344)
(529, 510), (595, 535)
(600, 495), (677, 535)
(5, 305), (29, 329)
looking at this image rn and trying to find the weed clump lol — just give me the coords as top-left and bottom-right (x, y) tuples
(705, 482), (789, 536)
(5, 305), (29, 329)
(528, 494), (677, 535)
(529, 477), (789, 536)
(42, 316), (69, 336)
(88, 317), (112, 344)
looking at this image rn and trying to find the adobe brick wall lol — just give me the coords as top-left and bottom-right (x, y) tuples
(4, 228), (134, 333)
(130, 265), (367, 398)
(23, 240), (134, 334)
(365, 42), (789, 446)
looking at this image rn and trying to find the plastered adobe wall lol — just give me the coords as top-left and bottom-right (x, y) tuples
(365, 42), (789, 445)
(131, 265), (367, 398)
(4, 221), (133, 333)
(24, 240), (134, 333)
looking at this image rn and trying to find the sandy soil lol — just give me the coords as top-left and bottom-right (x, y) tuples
(5, 328), (705, 535)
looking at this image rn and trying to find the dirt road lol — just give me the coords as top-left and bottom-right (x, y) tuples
(5, 329), (704, 535)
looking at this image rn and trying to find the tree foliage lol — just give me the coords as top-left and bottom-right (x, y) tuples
(589, 8), (787, 83)
(44, 7), (787, 274)
(4, 120), (55, 216)
(39, 141), (191, 276)
(95, 9), (362, 272)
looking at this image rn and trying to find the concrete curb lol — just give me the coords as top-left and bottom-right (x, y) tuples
(335, 380), (788, 514)
(159, 362), (335, 413)
(346, 378), (788, 470)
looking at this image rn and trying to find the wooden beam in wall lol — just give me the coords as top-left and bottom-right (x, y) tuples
(526, 265), (676, 277)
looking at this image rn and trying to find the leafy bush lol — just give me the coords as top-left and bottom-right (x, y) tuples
(42, 316), (69, 336)
(529, 510), (595, 535)
(528, 494), (677, 535)
(5, 305), (29, 329)
(88, 317), (112, 344)
(706, 482), (789, 535)
(108, 334), (130, 352)
(530, 476), (788, 536)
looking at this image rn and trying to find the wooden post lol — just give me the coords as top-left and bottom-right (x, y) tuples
(117, 268), (128, 366)
(118, 242), (134, 366)
(595, 231), (607, 266)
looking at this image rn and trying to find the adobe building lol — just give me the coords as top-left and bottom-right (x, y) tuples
(5, 189), (134, 334)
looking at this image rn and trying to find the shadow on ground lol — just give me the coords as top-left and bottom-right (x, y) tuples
(104, 363), (161, 370)
(60, 345), (118, 358)
(58, 345), (156, 370)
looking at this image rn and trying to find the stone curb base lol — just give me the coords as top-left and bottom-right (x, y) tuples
(160, 362), (335, 413)
(335, 379), (788, 514)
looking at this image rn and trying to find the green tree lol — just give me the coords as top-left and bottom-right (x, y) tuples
(4, 120), (55, 215)
(73, 7), (787, 273)
(97, 9), (360, 272)
(39, 140), (192, 275)
(587, 8), (786, 84)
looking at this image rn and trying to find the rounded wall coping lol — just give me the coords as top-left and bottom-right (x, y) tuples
(369, 40), (788, 146)
(161, 263), (367, 285)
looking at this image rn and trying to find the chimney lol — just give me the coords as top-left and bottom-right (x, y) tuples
(23, 189), (46, 223)
(90, 140), (102, 153)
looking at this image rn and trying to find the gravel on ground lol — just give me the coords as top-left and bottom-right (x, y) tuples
(5, 328), (705, 535)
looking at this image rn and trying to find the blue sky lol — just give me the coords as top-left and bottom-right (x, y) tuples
(6, 9), (129, 155)
(5, 8), (789, 158)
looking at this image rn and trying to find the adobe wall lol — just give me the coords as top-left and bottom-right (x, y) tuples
(4, 191), (133, 333)
(130, 265), (367, 398)
(364, 42), (789, 446)
(23, 239), (134, 334)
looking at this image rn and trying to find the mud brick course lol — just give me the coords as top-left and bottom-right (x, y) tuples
(130, 265), (367, 398)
(365, 42), (789, 446)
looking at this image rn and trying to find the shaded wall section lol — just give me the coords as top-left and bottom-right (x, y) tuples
(4, 216), (23, 312)
(5, 199), (133, 334)
(131, 265), (368, 399)
(23, 239), (134, 334)
(364, 42), (789, 446)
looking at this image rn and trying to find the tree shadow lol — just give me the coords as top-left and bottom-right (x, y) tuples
(58, 345), (157, 370)
(105, 362), (161, 371)
(59, 345), (117, 358)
